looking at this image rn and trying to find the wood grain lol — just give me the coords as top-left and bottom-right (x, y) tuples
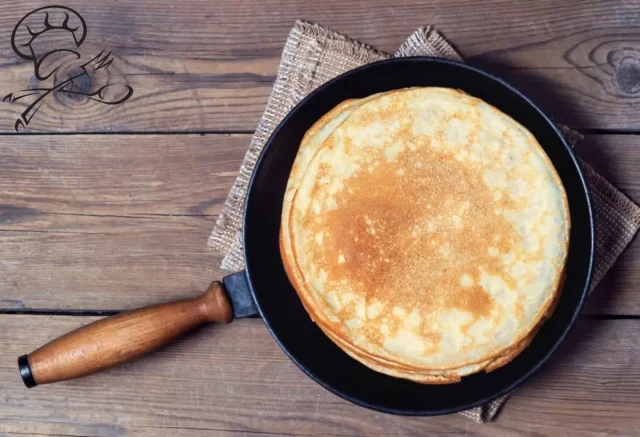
(0, 213), (226, 311)
(0, 134), (242, 311)
(0, 1), (637, 433)
(0, 134), (248, 217)
(1, 0), (640, 132)
(0, 315), (638, 436)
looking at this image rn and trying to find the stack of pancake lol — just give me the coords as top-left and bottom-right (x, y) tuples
(280, 88), (570, 384)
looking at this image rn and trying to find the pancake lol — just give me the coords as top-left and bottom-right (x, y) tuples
(281, 87), (570, 382)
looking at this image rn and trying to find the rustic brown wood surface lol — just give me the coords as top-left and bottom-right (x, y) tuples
(1, 0), (640, 132)
(1, 316), (639, 436)
(0, 134), (248, 216)
(0, 0), (639, 435)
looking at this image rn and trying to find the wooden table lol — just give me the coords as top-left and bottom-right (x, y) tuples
(1, 1), (639, 435)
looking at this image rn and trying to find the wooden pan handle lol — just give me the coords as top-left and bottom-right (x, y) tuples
(18, 281), (233, 387)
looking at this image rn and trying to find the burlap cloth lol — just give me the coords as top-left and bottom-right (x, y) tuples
(209, 21), (640, 423)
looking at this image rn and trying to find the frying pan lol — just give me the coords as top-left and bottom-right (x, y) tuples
(18, 57), (594, 416)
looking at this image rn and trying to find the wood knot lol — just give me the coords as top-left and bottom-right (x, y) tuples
(565, 38), (640, 98)
(57, 66), (93, 102)
(612, 55), (640, 94)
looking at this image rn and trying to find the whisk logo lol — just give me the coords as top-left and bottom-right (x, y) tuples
(3, 5), (133, 131)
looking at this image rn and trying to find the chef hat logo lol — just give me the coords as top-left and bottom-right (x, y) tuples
(5, 5), (133, 132)
(11, 6), (87, 80)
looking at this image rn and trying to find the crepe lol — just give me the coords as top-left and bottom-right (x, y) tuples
(280, 87), (570, 383)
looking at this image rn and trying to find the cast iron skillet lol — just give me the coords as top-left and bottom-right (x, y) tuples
(19, 57), (594, 416)
(243, 57), (594, 415)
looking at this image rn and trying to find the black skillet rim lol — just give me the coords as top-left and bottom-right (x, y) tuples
(243, 56), (595, 416)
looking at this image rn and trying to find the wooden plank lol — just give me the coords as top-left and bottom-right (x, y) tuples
(0, 214), (224, 311)
(0, 316), (638, 436)
(0, 134), (248, 217)
(0, 1), (640, 132)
